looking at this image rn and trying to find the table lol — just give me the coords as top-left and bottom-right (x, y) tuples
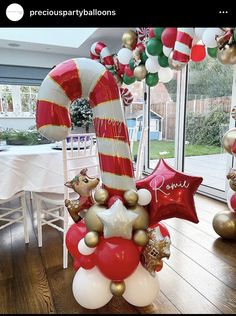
(0, 144), (99, 200)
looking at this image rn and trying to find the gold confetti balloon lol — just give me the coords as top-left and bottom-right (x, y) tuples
(217, 44), (236, 65)
(133, 65), (148, 81)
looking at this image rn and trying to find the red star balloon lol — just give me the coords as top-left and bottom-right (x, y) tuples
(136, 159), (203, 227)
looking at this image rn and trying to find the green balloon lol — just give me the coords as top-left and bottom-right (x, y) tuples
(234, 29), (236, 41)
(153, 27), (165, 40)
(141, 51), (148, 63)
(207, 47), (217, 58)
(123, 74), (136, 85)
(145, 72), (159, 87)
(147, 38), (163, 56)
(129, 58), (135, 70)
(158, 54), (169, 67)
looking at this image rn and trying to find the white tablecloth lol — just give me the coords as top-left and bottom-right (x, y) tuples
(0, 144), (99, 200)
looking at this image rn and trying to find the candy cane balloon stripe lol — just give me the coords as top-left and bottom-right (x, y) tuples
(90, 42), (114, 69)
(172, 28), (194, 63)
(36, 58), (135, 196)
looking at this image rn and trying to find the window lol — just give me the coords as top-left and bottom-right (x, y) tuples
(0, 84), (39, 117)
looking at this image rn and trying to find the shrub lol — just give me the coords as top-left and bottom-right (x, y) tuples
(186, 106), (229, 146)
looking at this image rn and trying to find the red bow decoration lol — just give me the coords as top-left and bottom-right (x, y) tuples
(136, 159), (203, 227)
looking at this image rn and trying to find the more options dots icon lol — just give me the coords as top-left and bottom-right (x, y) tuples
(6, 3), (24, 21)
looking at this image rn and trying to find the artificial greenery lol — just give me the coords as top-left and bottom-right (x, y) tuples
(70, 98), (93, 132)
(0, 127), (52, 145)
(186, 105), (229, 146)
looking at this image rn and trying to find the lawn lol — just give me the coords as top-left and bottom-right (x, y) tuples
(132, 140), (222, 160)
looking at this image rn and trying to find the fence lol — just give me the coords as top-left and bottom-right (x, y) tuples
(127, 96), (232, 140)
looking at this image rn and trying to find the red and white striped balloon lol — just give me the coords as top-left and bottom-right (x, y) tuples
(90, 42), (114, 69)
(36, 58), (136, 196)
(120, 87), (133, 106)
(172, 28), (194, 63)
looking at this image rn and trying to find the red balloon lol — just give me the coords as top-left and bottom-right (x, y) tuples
(230, 193), (236, 212)
(136, 159), (203, 226)
(96, 237), (140, 281)
(135, 42), (145, 53)
(108, 195), (125, 208)
(73, 258), (81, 271)
(124, 65), (134, 77)
(65, 220), (87, 258)
(79, 253), (96, 270)
(149, 27), (155, 38)
(190, 45), (206, 62)
(161, 28), (177, 48)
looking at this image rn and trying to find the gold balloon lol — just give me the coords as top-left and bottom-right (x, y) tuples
(110, 281), (126, 296)
(129, 204), (149, 229)
(122, 30), (137, 50)
(168, 51), (186, 71)
(94, 188), (109, 205)
(217, 44), (236, 65)
(222, 128), (236, 154)
(212, 210), (236, 239)
(133, 65), (148, 81)
(124, 190), (139, 206)
(84, 204), (106, 232)
(133, 229), (149, 246)
(84, 231), (100, 247)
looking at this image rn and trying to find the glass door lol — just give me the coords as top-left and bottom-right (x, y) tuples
(184, 57), (234, 200)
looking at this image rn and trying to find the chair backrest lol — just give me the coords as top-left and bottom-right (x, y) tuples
(62, 133), (100, 200)
(128, 126), (138, 154)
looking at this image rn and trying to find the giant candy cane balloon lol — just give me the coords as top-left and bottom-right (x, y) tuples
(36, 58), (136, 196)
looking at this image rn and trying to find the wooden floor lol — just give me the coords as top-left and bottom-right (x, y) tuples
(0, 193), (236, 314)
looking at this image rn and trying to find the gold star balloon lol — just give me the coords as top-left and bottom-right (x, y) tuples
(97, 199), (139, 239)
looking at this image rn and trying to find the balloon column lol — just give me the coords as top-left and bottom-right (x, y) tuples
(113, 27), (236, 88)
(36, 57), (203, 309)
(213, 110), (236, 240)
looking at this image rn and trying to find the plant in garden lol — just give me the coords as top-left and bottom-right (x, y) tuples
(70, 98), (93, 132)
(186, 105), (229, 146)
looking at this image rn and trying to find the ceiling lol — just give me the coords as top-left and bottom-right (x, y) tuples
(0, 27), (134, 57)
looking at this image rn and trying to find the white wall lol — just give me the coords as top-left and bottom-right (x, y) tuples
(0, 48), (76, 68)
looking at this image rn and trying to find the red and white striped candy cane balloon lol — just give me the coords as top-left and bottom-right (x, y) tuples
(36, 58), (135, 196)
(90, 42), (114, 69)
(172, 28), (194, 63)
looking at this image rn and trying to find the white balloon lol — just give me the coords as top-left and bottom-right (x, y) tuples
(202, 28), (225, 48)
(158, 67), (174, 83)
(137, 189), (152, 206)
(123, 263), (160, 307)
(78, 238), (96, 255)
(162, 46), (172, 57)
(72, 267), (113, 309)
(145, 57), (160, 73)
(117, 48), (133, 65)
(194, 28), (207, 39)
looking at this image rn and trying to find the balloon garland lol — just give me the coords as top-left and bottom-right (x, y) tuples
(112, 27), (236, 87)
(90, 41), (134, 106)
(36, 57), (203, 309)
